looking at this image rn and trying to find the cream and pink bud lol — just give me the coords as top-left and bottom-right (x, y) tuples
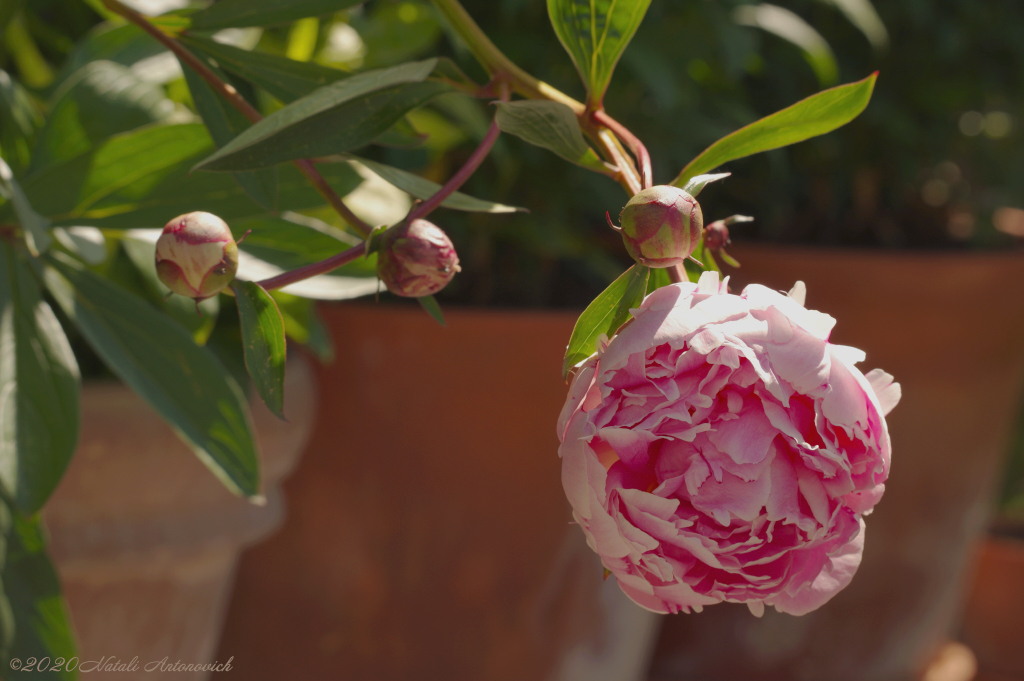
(155, 211), (238, 300)
(376, 218), (460, 297)
(618, 185), (703, 268)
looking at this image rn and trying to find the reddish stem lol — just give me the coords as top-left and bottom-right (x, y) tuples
(593, 110), (652, 191)
(100, 0), (372, 238)
(256, 243), (366, 291)
(667, 265), (687, 284)
(407, 118), (501, 222)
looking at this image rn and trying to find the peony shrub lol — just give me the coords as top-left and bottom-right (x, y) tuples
(558, 272), (900, 616)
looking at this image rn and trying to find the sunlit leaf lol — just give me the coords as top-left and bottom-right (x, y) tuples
(0, 243), (79, 515)
(671, 73), (877, 187)
(194, 60), (449, 171)
(562, 264), (649, 378)
(189, 0), (366, 30)
(45, 253), (261, 498)
(232, 281), (287, 419)
(547, 0), (652, 105)
(494, 100), (608, 172)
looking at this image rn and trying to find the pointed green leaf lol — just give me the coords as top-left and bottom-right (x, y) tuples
(194, 59), (449, 172)
(562, 264), (649, 378)
(0, 506), (77, 680)
(547, 0), (653, 105)
(231, 281), (287, 419)
(180, 34), (346, 104)
(681, 172), (731, 197)
(190, 0), (366, 30)
(417, 294), (445, 326)
(645, 265), (671, 295)
(1, 124), (361, 229)
(734, 4), (838, 87)
(494, 100), (608, 172)
(342, 155), (524, 213)
(0, 69), (41, 176)
(0, 158), (50, 255)
(31, 60), (175, 174)
(178, 54), (278, 210)
(0, 243), (80, 515)
(44, 252), (260, 498)
(671, 73), (877, 187)
(121, 235), (220, 344)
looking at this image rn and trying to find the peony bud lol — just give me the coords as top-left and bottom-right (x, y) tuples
(704, 219), (731, 251)
(376, 218), (461, 297)
(618, 185), (703, 268)
(155, 211), (238, 300)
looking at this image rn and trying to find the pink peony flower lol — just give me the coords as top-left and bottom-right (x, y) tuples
(557, 272), (899, 617)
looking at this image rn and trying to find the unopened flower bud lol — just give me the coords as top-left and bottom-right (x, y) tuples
(155, 211), (238, 300)
(376, 218), (461, 297)
(704, 220), (731, 251)
(617, 185), (703, 268)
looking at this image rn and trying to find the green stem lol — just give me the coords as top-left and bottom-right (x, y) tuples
(429, 0), (646, 196)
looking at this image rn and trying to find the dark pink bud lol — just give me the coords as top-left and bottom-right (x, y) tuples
(376, 219), (461, 297)
(155, 211), (238, 300)
(704, 220), (731, 251)
(618, 186), (703, 268)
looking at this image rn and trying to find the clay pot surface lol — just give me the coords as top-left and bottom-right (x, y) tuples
(649, 246), (1024, 681)
(44, 358), (316, 680)
(960, 536), (1024, 679)
(215, 305), (605, 681)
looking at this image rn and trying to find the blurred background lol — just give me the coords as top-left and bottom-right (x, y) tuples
(3, 0), (1024, 679)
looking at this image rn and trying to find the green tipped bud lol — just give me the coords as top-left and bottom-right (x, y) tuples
(618, 186), (703, 268)
(155, 211), (238, 300)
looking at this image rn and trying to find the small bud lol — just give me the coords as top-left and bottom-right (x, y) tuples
(618, 185), (703, 268)
(376, 218), (461, 297)
(704, 220), (731, 251)
(155, 212), (239, 300)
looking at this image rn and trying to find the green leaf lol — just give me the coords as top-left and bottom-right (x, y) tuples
(562, 264), (649, 378)
(270, 291), (334, 362)
(231, 281), (287, 419)
(417, 294), (445, 326)
(646, 265), (671, 295)
(53, 23), (163, 88)
(30, 60), (175, 174)
(179, 34), (346, 104)
(681, 172), (731, 197)
(0, 243), (80, 515)
(45, 252), (261, 498)
(0, 157), (50, 255)
(671, 73), (877, 187)
(193, 59), (449, 172)
(342, 154), (524, 213)
(178, 54), (278, 210)
(734, 4), (838, 87)
(547, 0), (653, 105)
(0, 506), (77, 681)
(189, 0), (366, 30)
(372, 117), (427, 148)
(3, 124), (361, 229)
(494, 100), (608, 172)
(0, 69), (41, 176)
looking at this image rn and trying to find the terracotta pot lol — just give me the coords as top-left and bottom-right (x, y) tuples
(44, 358), (316, 680)
(215, 304), (661, 681)
(648, 246), (1024, 681)
(960, 535), (1024, 679)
